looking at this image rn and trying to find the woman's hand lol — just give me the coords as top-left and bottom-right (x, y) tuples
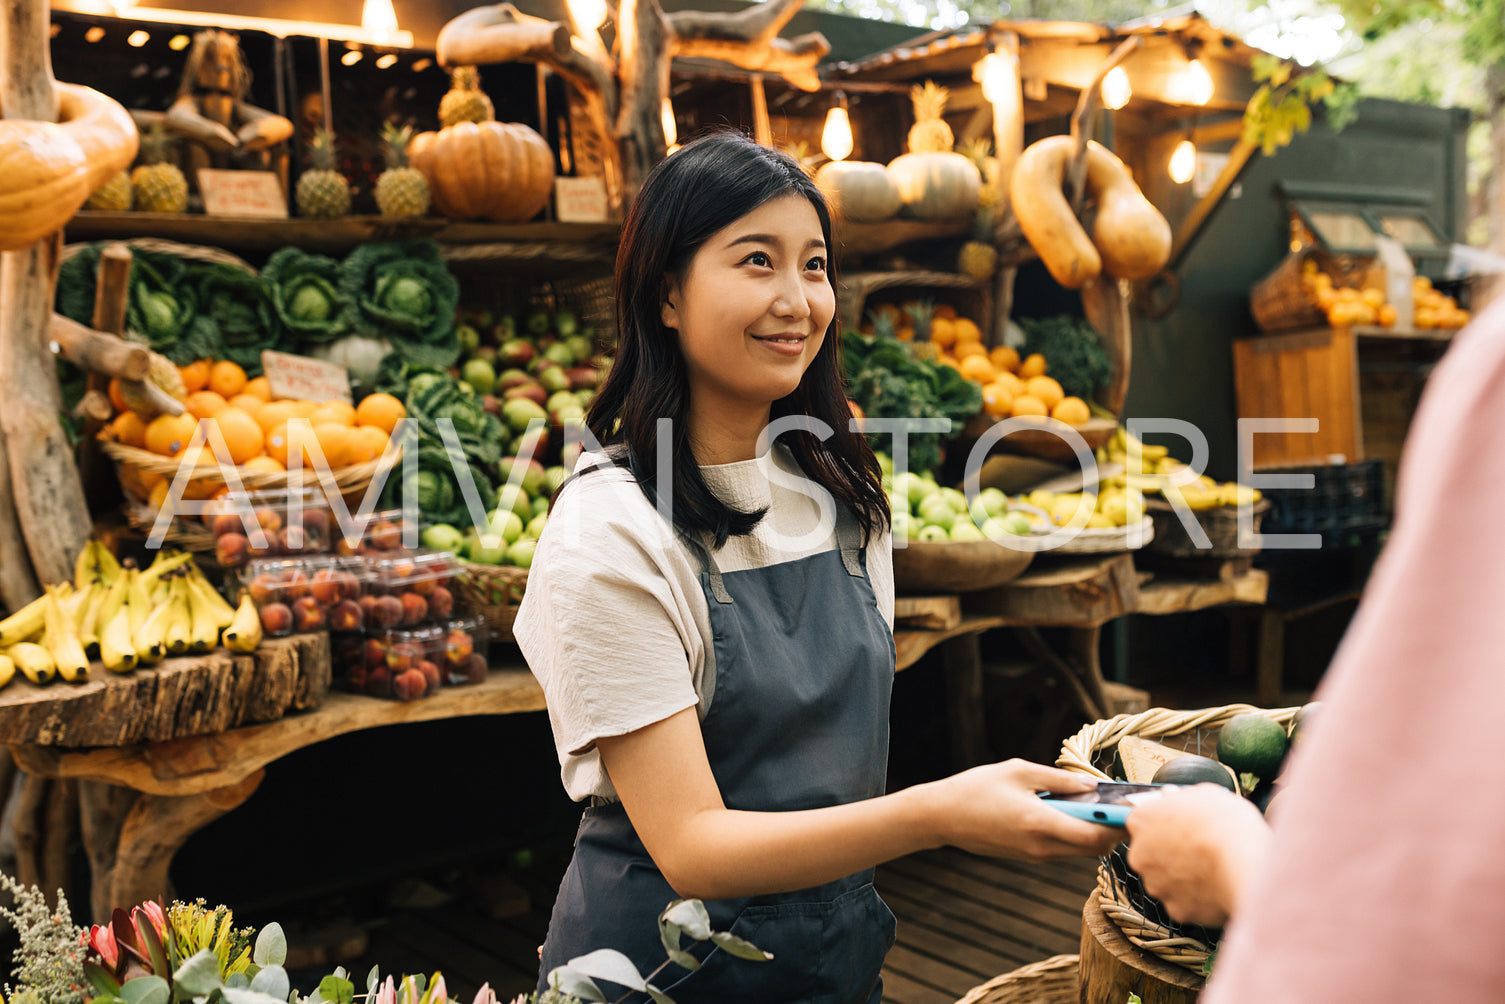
(1124, 783), (1271, 927)
(924, 760), (1125, 861)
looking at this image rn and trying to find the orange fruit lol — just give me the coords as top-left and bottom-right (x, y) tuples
(213, 407), (265, 465)
(929, 318), (957, 349)
(207, 360), (247, 399)
(959, 355), (996, 383)
(184, 390), (228, 420)
(145, 413), (197, 457)
(111, 411), (148, 449)
(309, 400), (357, 427)
(264, 422), (294, 468)
(350, 425), (390, 463)
(994, 371), (1025, 397)
(1376, 304), (1398, 328)
(179, 359), (212, 394)
(148, 479), (171, 515)
(310, 422), (355, 468)
(256, 400), (301, 435)
(243, 376), (273, 402)
(981, 382), (1014, 418)
(1025, 375), (1064, 411)
(1018, 353), (1048, 379)
(290, 400), (319, 420)
(227, 393), (265, 418)
(355, 393), (406, 434)
(243, 455), (286, 475)
(933, 304), (958, 320)
(895, 326), (915, 342)
(1051, 396), (1091, 425)
(953, 318), (983, 344)
(1361, 288), (1386, 309)
(1010, 394), (1047, 419)
(989, 345), (1020, 372)
(107, 378), (128, 414)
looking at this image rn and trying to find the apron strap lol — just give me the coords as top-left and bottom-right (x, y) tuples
(835, 505), (865, 578)
(680, 530), (733, 605)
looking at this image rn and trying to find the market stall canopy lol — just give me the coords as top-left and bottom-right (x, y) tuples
(57, 0), (926, 62)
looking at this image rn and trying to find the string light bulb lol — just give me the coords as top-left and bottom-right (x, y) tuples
(661, 97), (677, 147)
(1102, 66), (1132, 110)
(567, 0), (609, 31)
(1187, 58), (1214, 106)
(361, 0), (398, 43)
(821, 92), (853, 163)
(375, 53), (398, 68)
(127, 29), (149, 46)
(1169, 139), (1196, 184)
(341, 48), (363, 66)
(977, 49), (1016, 104)
(168, 34), (190, 50)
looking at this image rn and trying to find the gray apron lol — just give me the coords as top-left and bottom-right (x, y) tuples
(538, 464), (897, 1002)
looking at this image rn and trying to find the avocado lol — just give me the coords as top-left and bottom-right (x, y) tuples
(1152, 753), (1239, 792)
(1217, 713), (1289, 782)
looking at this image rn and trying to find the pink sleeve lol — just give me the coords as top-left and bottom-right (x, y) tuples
(1204, 297), (1505, 1003)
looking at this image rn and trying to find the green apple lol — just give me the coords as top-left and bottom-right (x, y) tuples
(501, 397), (548, 435)
(544, 466), (569, 497)
(494, 485), (533, 523)
(979, 487), (1008, 518)
(1002, 511), (1035, 536)
(949, 520), (985, 542)
(891, 510), (913, 540)
(891, 472), (936, 510)
(875, 451), (894, 478)
(532, 496), (550, 519)
(463, 529), (508, 565)
(936, 487), (968, 513)
(917, 524), (950, 543)
(523, 514), (549, 539)
(980, 517), (1013, 542)
(461, 358), (497, 396)
(967, 497), (991, 527)
(420, 523), (464, 553)
(538, 365), (572, 394)
(485, 508), (525, 545)
(506, 538), (537, 569)
(918, 495), (957, 528)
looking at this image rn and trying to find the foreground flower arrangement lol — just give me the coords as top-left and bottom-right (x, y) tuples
(1, 873), (764, 1004)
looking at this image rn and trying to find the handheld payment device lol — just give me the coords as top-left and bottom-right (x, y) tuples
(1038, 781), (1168, 827)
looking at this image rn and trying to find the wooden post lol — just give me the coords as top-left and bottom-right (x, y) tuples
(1080, 893), (1204, 1004)
(749, 74), (771, 146)
(0, 0), (92, 593)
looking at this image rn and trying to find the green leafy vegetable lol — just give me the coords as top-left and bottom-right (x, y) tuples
(1018, 315), (1111, 402)
(261, 247), (351, 344)
(843, 331), (980, 476)
(180, 263), (283, 375)
(340, 240), (460, 369)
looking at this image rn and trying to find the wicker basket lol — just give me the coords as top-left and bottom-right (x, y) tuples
(61, 236), (256, 274)
(1144, 498), (1270, 559)
(838, 270), (992, 333)
(1045, 515), (1154, 556)
(452, 562), (529, 643)
(1250, 245), (1382, 333)
(1057, 704), (1298, 972)
(953, 954), (1078, 1004)
(891, 538), (1034, 593)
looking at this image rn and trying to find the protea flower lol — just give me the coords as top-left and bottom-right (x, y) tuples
(374, 975), (397, 1004)
(81, 900), (171, 994)
(472, 984), (499, 1004)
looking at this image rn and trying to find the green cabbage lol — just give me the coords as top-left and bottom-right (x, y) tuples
(261, 247), (351, 344)
(180, 263), (283, 376)
(340, 240), (460, 369)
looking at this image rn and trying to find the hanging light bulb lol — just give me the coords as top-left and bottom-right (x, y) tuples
(567, 0), (609, 31)
(661, 97), (677, 147)
(127, 29), (150, 47)
(375, 53), (398, 69)
(341, 48), (363, 66)
(1169, 139), (1196, 184)
(1187, 58), (1214, 106)
(168, 34), (190, 50)
(362, 0), (399, 43)
(821, 93), (853, 162)
(977, 49), (1016, 104)
(1102, 66), (1132, 110)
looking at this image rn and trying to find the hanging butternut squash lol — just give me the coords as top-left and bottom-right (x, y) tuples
(1009, 136), (1171, 289)
(409, 120), (555, 223)
(0, 83), (138, 251)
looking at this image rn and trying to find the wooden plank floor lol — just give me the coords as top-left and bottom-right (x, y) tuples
(298, 847), (1096, 1003)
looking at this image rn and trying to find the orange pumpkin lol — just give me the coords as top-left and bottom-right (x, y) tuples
(409, 121), (554, 223)
(0, 83), (138, 250)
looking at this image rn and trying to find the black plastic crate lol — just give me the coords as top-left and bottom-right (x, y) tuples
(1258, 460), (1388, 538)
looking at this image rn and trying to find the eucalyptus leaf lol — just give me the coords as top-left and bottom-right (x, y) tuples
(176, 950), (226, 994)
(645, 987), (677, 1004)
(119, 975), (171, 1004)
(709, 931), (773, 961)
(661, 900), (712, 940)
(563, 949), (648, 991)
(366, 967), (381, 993)
(318, 974), (356, 1003)
(225, 972), (251, 988)
(220, 987), (293, 1004)
(251, 963), (290, 999)
(657, 915), (682, 960)
(548, 968), (606, 1002)
(254, 924), (289, 967)
(665, 948), (700, 972)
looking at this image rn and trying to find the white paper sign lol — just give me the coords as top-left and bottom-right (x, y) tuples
(261, 350), (352, 404)
(198, 169), (289, 218)
(554, 177), (610, 223)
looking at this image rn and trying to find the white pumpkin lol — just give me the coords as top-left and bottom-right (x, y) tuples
(815, 161), (901, 223)
(886, 152), (981, 221)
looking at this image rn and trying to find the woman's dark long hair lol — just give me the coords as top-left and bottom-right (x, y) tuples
(586, 130), (889, 548)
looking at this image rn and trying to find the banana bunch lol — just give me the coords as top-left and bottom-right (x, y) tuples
(1094, 428), (1263, 510)
(0, 542), (259, 689)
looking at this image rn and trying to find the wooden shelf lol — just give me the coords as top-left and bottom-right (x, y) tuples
(64, 212), (620, 256)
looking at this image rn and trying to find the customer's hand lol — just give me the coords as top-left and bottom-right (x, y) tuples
(928, 760), (1125, 862)
(1124, 783), (1271, 927)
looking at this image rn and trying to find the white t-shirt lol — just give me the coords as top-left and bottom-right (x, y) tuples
(515, 446), (895, 801)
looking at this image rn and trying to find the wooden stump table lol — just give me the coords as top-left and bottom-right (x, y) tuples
(1080, 893), (1204, 1004)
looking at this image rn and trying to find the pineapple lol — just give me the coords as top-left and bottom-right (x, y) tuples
(907, 81), (954, 154)
(439, 66), (494, 127)
(958, 208), (999, 280)
(85, 170), (133, 211)
(295, 129), (351, 219)
(130, 124), (188, 214)
(375, 122), (430, 218)
(903, 299), (938, 360)
(961, 137), (1003, 208)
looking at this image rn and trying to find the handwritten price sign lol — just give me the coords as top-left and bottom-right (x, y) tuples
(198, 169), (289, 219)
(262, 351), (352, 404)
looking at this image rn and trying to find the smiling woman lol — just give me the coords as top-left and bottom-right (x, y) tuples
(513, 131), (1122, 1004)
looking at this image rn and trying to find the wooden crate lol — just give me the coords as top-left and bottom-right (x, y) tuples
(1233, 326), (1363, 469)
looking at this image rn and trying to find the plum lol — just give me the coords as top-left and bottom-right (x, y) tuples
(259, 602), (292, 635)
(215, 532), (249, 568)
(392, 668), (427, 702)
(292, 595), (325, 632)
(329, 599), (363, 632)
(399, 592), (428, 625)
(429, 585), (454, 619)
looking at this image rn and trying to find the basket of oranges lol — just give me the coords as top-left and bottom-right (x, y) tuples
(100, 357), (406, 547)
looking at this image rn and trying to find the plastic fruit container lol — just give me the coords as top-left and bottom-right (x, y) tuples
(441, 615), (488, 686)
(367, 549), (459, 627)
(330, 507), (413, 558)
(207, 487), (334, 567)
(369, 625), (444, 701)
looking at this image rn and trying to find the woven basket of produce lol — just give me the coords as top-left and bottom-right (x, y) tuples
(1057, 703), (1307, 972)
(891, 538), (1034, 593)
(1045, 514), (1154, 556)
(452, 562), (529, 642)
(953, 954), (1078, 1004)
(1144, 498), (1270, 559)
